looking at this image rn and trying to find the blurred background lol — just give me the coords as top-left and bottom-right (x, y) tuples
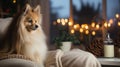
(0, 0), (120, 57)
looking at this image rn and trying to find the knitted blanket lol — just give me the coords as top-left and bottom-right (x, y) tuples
(45, 49), (101, 67)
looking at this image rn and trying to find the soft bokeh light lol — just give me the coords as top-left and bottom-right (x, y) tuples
(118, 21), (120, 26)
(92, 31), (96, 36)
(116, 14), (119, 18)
(81, 24), (85, 28)
(79, 28), (83, 33)
(85, 30), (89, 34)
(68, 22), (73, 26)
(71, 29), (75, 34)
(64, 19), (68, 23)
(104, 22), (108, 28)
(61, 18), (65, 23)
(62, 22), (66, 26)
(91, 22), (95, 27)
(73, 24), (80, 30)
(73, 24), (77, 29)
(96, 24), (100, 29)
(108, 23), (111, 27)
(109, 19), (113, 24)
(13, 0), (16, 3)
(85, 25), (89, 29)
(57, 19), (61, 23)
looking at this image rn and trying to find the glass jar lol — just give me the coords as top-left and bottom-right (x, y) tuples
(104, 33), (114, 57)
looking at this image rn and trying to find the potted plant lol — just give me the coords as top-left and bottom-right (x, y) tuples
(53, 27), (81, 51)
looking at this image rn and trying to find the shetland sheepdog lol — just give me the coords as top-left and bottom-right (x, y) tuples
(0, 4), (47, 66)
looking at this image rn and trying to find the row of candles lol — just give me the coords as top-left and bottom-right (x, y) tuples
(54, 13), (120, 36)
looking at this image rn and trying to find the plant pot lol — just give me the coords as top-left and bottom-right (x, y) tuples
(60, 41), (72, 52)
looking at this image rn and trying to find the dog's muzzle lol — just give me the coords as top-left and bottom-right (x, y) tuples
(31, 25), (38, 30)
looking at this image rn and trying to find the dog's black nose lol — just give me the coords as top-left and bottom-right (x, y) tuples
(35, 25), (38, 28)
(31, 25), (38, 30)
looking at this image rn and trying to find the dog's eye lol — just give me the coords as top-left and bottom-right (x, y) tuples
(28, 18), (33, 23)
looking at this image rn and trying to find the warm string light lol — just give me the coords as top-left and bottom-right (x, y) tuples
(107, 23), (111, 27)
(55, 18), (100, 35)
(104, 22), (111, 28)
(57, 19), (61, 23)
(109, 19), (113, 24)
(96, 24), (100, 29)
(65, 19), (68, 23)
(104, 22), (108, 28)
(92, 31), (96, 36)
(68, 22), (73, 26)
(79, 28), (83, 33)
(81, 24), (85, 28)
(116, 14), (119, 19)
(85, 30), (89, 34)
(73, 24), (80, 30)
(70, 29), (75, 34)
(91, 22), (95, 27)
(118, 21), (120, 26)
(85, 25), (89, 29)
(55, 15), (120, 36)
(13, 0), (16, 3)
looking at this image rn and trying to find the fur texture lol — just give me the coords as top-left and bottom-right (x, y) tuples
(0, 4), (47, 66)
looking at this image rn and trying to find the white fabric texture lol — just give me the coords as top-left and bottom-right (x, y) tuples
(62, 49), (101, 67)
(45, 49), (64, 67)
(45, 49), (101, 67)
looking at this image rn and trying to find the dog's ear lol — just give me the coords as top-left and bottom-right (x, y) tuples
(23, 4), (32, 15)
(34, 5), (40, 15)
(34, 5), (42, 24)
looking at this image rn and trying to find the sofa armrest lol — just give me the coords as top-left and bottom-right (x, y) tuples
(0, 58), (39, 67)
(0, 54), (39, 67)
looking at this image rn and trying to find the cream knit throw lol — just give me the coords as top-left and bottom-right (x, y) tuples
(45, 49), (101, 67)
(45, 49), (64, 67)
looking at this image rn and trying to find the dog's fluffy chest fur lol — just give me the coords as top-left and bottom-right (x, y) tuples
(18, 28), (47, 63)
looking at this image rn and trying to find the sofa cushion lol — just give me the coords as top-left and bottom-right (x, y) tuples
(0, 17), (12, 35)
(0, 58), (39, 67)
(0, 54), (40, 67)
